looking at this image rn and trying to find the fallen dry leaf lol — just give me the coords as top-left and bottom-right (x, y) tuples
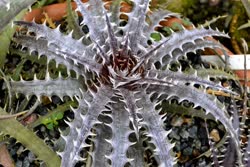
(0, 144), (14, 167)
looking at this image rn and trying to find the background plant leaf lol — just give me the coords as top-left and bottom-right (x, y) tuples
(0, 107), (61, 167)
(238, 20), (250, 30)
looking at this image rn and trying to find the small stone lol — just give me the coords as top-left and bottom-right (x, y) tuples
(197, 158), (207, 166)
(188, 126), (198, 138)
(209, 129), (220, 142)
(171, 116), (184, 127)
(16, 145), (24, 155)
(209, 0), (220, 6)
(40, 162), (47, 167)
(194, 139), (201, 149)
(174, 141), (181, 152)
(193, 149), (200, 157)
(23, 157), (30, 167)
(180, 142), (188, 150)
(169, 128), (180, 140)
(201, 146), (209, 152)
(22, 114), (38, 126)
(183, 147), (193, 156)
(217, 124), (225, 131)
(28, 151), (36, 162)
(16, 160), (22, 167)
(49, 129), (57, 137)
(200, 0), (208, 3)
(52, 96), (62, 104)
(183, 117), (193, 125)
(40, 125), (46, 132)
(180, 129), (189, 139)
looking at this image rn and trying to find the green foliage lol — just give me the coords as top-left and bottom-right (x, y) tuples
(42, 112), (64, 130)
(150, 32), (161, 41)
(28, 101), (77, 129)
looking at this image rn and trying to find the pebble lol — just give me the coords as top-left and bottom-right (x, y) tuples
(16, 160), (22, 167)
(52, 96), (62, 105)
(209, 0), (220, 6)
(28, 152), (36, 162)
(209, 129), (220, 142)
(200, 0), (208, 3)
(193, 149), (200, 157)
(16, 145), (24, 155)
(183, 117), (193, 125)
(217, 124), (225, 131)
(197, 158), (209, 167)
(23, 157), (30, 167)
(193, 139), (201, 149)
(169, 128), (181, 140)
(198, 127), (207, 139)
(40, 126), (46, 132)
(180, 129), (189, 139)
(201, 146), (209, 152)
(188, 126), (198, 138)
(171, 116), (184, 127)
(183, 147), (193, 156)
(174, 141), (181, 152)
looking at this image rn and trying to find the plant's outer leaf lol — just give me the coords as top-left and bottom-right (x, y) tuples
(222, 139), (237, 167)
(127, 141), (146, 167)
(9, 75), (83, 100)
(108, 0), (122, 32)
(13, 35), (99, 77)
(185, 68), (238, 81)
(0, 0), (35, 31)
(134, 89), (175, 167)
(74, 0), (107, 46)
(120, 88), (140, 140)
(162, 39), (227, 66)
(106, 100), (133, 166)
(60, 85), (114, 167)
(0, 107), (60, 167)
(139, 28), (229, 67)
(92, 123), (112, 167)
(161, 100), (215, 120)
(141, 69), (236, 95)
(105, 13), (119, 58)
(124, 0), (150, 55)
(14, 21), (102, 74)
(143, 10), (179, 40)
(147, 83), (243, 166)
(243, 138), (250, 166)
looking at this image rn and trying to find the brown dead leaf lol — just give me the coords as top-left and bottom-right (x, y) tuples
(0, 144), (14, 167)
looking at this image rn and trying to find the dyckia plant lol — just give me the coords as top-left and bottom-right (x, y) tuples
(9, 0), (245, 166)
